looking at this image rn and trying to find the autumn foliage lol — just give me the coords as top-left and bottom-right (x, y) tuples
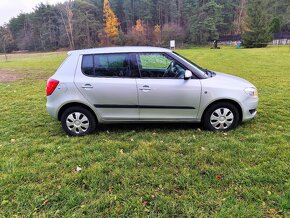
(134, 19), (145, 33)
(103, 0), (119, 44)
(125, 19), (148, 45)
(153, 24), (161, 45)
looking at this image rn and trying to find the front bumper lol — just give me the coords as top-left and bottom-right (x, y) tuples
(241, 97), (258, 122)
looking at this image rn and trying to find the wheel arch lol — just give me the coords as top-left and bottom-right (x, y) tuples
(201, 99), (243, 123)
(57, 102), (98, 122)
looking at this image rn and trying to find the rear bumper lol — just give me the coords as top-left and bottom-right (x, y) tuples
(46, 102), (58, 119)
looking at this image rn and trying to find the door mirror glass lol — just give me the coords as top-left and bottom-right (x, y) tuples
(184, 70), (192, 80)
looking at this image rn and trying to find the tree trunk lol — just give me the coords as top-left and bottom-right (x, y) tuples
(60, 12), (73, 49)
(3, 42), (7, 62)
(86, 13), (91, 47)
(234, 0), (247, 34)
(60, 1), (75, 49)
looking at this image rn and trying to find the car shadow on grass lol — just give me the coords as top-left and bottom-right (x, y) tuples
(96, 122), (202, 133)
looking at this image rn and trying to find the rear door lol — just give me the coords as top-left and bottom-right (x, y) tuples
(74, 53), (139, 121)
(135, 53), (201, 120)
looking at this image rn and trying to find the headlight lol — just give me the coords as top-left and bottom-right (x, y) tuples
(244, 87), (258, 97)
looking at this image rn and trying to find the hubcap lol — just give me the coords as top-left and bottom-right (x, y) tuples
(210, 108), (234, 130)
(66, 112), (89, 134)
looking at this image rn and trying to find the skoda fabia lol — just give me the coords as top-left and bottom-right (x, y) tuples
(46, 47), (258, 136)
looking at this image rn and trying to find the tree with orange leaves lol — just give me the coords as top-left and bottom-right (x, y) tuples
(134, 19), (144, 33)
(103, 0), (119, 44)
(153, 24), (161, 45)
(125, 19), (148, 45)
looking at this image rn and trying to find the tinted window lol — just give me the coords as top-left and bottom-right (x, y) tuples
(81, 53), (133, 77)
(137, 53), (187, 79)
(82, 55), (94, 76)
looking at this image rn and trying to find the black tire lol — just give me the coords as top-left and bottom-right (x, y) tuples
(61, 106), (97, 136)
(202, 102), (240, 131)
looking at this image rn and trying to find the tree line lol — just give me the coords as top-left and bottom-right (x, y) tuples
(1, 0), (290, 52)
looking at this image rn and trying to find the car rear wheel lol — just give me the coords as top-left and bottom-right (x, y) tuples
(202, 102), (240, 131)
(61, 106), (96, 136)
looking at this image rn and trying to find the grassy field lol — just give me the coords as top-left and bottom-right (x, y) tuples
(0, 46), (289, 217)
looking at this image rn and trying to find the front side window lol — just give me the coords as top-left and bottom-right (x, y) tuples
(81, 53), (133, 77)
(137, 53), (187, 79)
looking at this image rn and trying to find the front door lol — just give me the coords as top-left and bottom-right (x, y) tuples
(135, 53), (201, 120)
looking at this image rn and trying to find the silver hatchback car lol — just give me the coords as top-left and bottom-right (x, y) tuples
(46, 46), (258, 136)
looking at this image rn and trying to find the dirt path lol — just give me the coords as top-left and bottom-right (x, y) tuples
(0, 69), (49, 83)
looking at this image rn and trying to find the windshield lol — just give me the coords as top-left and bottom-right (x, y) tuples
(172, 51), (209, 77)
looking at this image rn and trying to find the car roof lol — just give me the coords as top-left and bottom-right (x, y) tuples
(68, 46), (172, 55)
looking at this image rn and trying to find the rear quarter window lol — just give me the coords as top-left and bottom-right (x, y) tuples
(81, 55), (94, 76)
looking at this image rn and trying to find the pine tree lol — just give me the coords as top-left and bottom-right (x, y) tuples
(242, 0), (272, 48)
(270, 17), (281, 33)
(103, 0), (119, 44)
(189, 0), (223, 44)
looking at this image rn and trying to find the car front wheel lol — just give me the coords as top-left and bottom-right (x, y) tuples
(202, 102), (240, 131)
(61, 106), (96, 136)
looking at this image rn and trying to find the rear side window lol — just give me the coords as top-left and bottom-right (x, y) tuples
(81, 53), (134, 77)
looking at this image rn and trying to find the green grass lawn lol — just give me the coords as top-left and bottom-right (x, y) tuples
(0, 46), (289, 217)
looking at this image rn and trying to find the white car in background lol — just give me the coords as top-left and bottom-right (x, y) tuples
(46, 46), (258, 136)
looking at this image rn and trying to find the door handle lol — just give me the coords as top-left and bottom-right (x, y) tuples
(81, 84), (93, 89)
(139, 85), (151, 91)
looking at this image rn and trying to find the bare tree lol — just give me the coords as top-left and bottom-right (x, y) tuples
(0, 24), (14, 61)
(233, 0), (247, 34)
(59, 0), (75, 49)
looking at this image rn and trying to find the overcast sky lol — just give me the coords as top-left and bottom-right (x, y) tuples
(0, 0), (67, 26)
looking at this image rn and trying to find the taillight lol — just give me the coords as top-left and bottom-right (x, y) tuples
(46, 79), (59, 96)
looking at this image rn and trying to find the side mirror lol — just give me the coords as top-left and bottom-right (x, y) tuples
(184, 70), (193, 80)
